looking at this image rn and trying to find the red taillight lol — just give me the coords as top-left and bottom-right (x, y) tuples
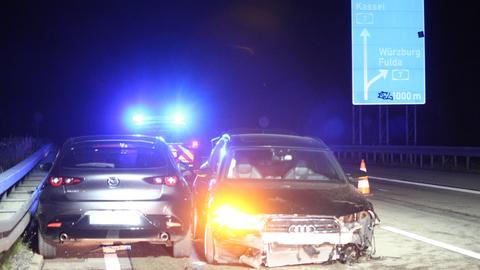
(49, 176), (83, 187)
(164, 176), (178, 186)
(143, 176), (178, 186)
(49, 177), (63, 187)
(47, 222), (62, 228)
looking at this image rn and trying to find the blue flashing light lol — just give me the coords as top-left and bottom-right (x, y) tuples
(170, 110), (187, 128)
(172, 112), (186, 126)
(125, 105), (152, 130)
(132, 114), (146, 126)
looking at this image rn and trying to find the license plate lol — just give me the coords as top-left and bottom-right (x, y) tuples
(88, 211), (141, 225)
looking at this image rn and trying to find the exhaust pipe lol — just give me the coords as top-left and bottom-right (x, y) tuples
(59, 233), (68, 242)
(160, 232), (169, 241)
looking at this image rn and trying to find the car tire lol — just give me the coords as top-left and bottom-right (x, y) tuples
(204, 218), (215, 264)
(172, 227), (192, 258)
(38, 229), (56, 258)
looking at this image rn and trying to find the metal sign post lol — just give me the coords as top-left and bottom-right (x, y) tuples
(378, 106), (389, 145)
(352, 106), (363, 145)
(405, 105), (417, 145)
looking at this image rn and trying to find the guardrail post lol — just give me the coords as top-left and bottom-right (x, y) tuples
(466, 156), (470, 170)
(454, 156), (458, 168)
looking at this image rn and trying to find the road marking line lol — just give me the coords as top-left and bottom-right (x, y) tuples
(103, 247), (122, 270)
(370, 176), (480, 195)
(382, 225), (480, 260)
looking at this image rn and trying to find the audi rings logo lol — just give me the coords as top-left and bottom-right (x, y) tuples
(288, 224), (316, 233)
(107, 177), (120, 188)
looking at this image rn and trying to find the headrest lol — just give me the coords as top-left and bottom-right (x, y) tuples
(236, 164), (253, 174)
(294, 166), (310, 175)
(296, 160), (308, 168)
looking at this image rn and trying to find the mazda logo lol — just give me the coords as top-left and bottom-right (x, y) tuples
(107, 177), (120, 188)
(288, 224), (316, 233)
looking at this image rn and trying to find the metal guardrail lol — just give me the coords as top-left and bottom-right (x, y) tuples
(0, 144), (53, 252)
(331, 145), (480, 171)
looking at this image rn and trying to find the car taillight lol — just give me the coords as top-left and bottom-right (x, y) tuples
(143, 176), (178, 186)
(49, 176), (83, 187)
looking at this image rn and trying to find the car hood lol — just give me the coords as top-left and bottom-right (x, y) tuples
(211, 180), (373, 217)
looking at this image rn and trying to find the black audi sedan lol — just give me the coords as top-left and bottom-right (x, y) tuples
(192, 133), (379, 268)
(35, 135), (192, 258)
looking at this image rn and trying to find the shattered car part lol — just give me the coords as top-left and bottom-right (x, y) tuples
(211, 211), (379, 268)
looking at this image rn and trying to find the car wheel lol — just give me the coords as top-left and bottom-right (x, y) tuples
(38, 229), (56, 258)
(204, 218), (215, 264)
(172, 227), (192, 258)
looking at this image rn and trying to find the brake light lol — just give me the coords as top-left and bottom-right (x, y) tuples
(49, 177), (63, 187)
(164, 176), (178, 186)
(143, 176), (178, 186)
(49, 176), (83, 187)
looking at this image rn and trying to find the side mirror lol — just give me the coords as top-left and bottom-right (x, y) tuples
(194, 167), (210, 178)
(182, 169), (193, 177)
(194, 162), (211, 178)
(177, 162), (193, 177)
(41, 162), (53, 172)
(178, 162), (190, 171)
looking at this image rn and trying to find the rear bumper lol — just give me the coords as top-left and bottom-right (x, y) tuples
(36, 199), (191, 245)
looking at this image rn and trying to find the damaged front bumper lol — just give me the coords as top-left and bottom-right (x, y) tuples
(212, 211), (378, 268)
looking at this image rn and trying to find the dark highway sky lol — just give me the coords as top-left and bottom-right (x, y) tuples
(1, 1), (479, 146)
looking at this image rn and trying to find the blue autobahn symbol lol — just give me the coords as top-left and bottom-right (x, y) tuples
(351, 0), (426, 105)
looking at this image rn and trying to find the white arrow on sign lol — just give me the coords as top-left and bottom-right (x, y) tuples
(361, 28), (388, 100)
(361, 28), (370, 100)
(367, 69), (389, 90)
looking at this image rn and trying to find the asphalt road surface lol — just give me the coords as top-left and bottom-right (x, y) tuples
(41, 174), (480, 270)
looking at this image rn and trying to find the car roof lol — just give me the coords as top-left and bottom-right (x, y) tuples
(65, 134), (165, 145)
(226, 133), (329, 149)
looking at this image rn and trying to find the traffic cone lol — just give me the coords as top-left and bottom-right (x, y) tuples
(360, 159), (367, 172)
(357, 159), (371, 195)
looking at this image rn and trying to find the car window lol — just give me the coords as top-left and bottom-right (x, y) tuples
(223, 148), (344, 182)
(61, 141), (169, 169)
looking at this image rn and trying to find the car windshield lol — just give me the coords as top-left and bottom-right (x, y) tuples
(223, 148), (345, 183)
(61, 141), (168, 169)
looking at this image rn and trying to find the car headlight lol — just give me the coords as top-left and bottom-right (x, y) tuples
(211, 205), (264, 231)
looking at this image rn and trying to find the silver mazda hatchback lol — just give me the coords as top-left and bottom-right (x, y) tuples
(35, 135), (192, 258)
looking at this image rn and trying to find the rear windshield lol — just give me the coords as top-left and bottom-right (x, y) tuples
(222, 148), (345, 183)
(61, 141), (169, 169)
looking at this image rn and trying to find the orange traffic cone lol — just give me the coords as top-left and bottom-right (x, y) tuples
(360, 159), (367, 172)
(358, 159), (371, 195)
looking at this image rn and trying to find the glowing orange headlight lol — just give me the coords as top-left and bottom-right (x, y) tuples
(211, 205), (264, 231)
